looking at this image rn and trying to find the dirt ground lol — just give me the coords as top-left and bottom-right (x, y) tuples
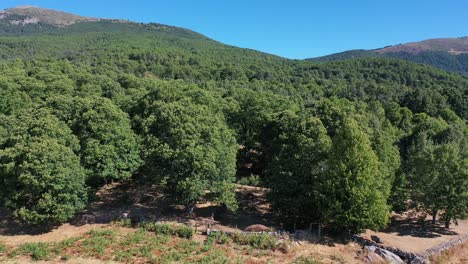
(0, 184), (274, 246)
(1, 182), (467, 263)
(363, 214), (468, 253)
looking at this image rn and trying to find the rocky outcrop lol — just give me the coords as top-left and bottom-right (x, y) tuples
(365, 245), (404, 264)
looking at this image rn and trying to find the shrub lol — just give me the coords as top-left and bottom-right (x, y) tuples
(17, 242), (51, 261)
(140, 222), (194, 239)
(0, 138), (87, 225)
(112, 218), (132, 228)
(237, 174), (261, 186)
(293, 256), (322, 264)
(231, 233), (277, 250)
(82, 229), (116, 256)
(174, 225), (195, 239)
(0, 242), (7, 254)
(210, 232), (230, 244)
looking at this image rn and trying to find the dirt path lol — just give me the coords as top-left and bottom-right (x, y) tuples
(363, 218), (468, 253)
(0, 224), (107, 246)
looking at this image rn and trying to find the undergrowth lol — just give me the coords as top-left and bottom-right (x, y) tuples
(2, 226), (288, 263)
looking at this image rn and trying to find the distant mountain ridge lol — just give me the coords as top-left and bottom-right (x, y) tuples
(307, 37), (468, 75)
(0, 5), (210, 41)
(0, 6), (100, 26)
(377, 37), (468, 55)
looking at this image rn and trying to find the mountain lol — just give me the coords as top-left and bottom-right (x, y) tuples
(0, 6), (100, 26)
(307, 37), (468, 75)
(0, 6), (102, 34)
(0, 6), (466, 120)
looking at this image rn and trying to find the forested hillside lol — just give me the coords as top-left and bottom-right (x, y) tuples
(0, 7), (466, 233)
(308, 37), (468, 76)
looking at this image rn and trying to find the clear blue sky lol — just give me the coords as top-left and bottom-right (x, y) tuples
(1, 0), (467, 59)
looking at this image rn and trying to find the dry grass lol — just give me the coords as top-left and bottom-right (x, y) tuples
(0, 225), (365, 263)
(2, 183), (467, 263)
(429, 242), (468, 264)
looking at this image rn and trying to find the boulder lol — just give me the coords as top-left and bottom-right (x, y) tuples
(371, 235), (383, 244)
(244, 224), (270, 232)
(374, 247), (404, 264)
(365, 245), (377, 253)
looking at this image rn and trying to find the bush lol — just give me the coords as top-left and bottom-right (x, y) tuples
(237, 174), (261, 186)
(112, 218), (132, 228)
(17, 242), (51, 261)
(231, 233), (277, 250)
(209, 232), (230, 244)
(174, 225), (195, 239)
(0, 242), (7, 254)
(140, 222), (194, 239)
(82, 229), (116, 256)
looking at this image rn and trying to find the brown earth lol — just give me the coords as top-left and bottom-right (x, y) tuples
(378, 37), (468, 55)
(363, 213), (468, 254)
(1, 182), (467, 263)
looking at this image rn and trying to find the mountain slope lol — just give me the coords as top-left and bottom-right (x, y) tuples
(307, 37), (468, 75)
(0, 6), (99, 26)
(0, 6), (466, 120)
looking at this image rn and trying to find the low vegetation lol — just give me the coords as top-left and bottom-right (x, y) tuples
(0, 226), (293, 263)
(429, 242), (468, 263)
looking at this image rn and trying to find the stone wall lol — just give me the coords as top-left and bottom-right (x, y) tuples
(353, 234), (468, 264)
(419, 234), (468, 259)
(352, 235), (420, 263)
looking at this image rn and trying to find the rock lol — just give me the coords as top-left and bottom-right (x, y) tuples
(244, 224), (270, 232)
(410, 256), (426, 264)
(374, 247), (404, 264)
(371, 235), (383, 244)
(366, 251), (385, 263)
(121, 212), (129, 219)
(365, 245), (377, 253)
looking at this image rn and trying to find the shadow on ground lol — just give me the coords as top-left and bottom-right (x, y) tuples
(380, 215), (459, 238)
(0, 182), (276, 236)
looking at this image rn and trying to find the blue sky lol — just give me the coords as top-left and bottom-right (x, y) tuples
(1, 0), (467, 59)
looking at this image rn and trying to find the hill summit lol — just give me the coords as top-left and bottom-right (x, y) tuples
(0, 6), (99, 26)
(378, 37), (468, 55)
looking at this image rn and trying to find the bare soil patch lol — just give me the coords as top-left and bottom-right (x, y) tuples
(363, 213), (468, 253)
(1, 182), (467, 262)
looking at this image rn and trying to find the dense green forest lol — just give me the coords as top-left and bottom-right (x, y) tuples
(308, 48), (468, 76)
(0, 19), (466, 233)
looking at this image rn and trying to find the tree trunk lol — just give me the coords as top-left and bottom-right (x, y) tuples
(432, 210), (438, 224)
(445, 217), (451, 228)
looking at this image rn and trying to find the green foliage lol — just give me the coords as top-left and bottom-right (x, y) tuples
(231, 233), (277, 250)
(0, 110), (87, 225)
(140, 223), (195, 239)
(0, 78), (32, 115)
(0, 241), (7, 254)
(46, 96), (142, 184)
(236, 174), (261, 186)
(326, 118), (390, 232)
(293, 256), (323, 264)
(0, 15), (466, 233)
(309, 48), (468, 76)
(405, 125), (467, 227)
(265, 111), (332, 226)
(16, 242), (51, 261)
(142, 96), (238, 210)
